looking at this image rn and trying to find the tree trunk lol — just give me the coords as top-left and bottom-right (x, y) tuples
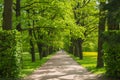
(108, 15), (119, 30)
(72, 39), (76, 56)
(69, 38), (74, 54)
(46, 46), (49, 56)
(42, 50), (46, 57)
(42, 46), (47, 57)
(78, 38), (83, 60)
(50, 46), (54, 54)
(74, 44), (78, 57)
(33, 31), (43, 60)
(107, 0), (120, 30)
(73, 46), (75, 56)
(74, 40), (79, 57)
(27, 10), (35, 62)
(36, 43), (43, 60)
(2, 0), (13, 30)
(69, 44), (73, 54)
(97, 2), (106, 68)
(76, 41), (80, 57)
(16, 0), (21, 31)
(29, 29), (35, 62)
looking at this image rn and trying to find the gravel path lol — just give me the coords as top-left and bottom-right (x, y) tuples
(23, 51), (108, 80)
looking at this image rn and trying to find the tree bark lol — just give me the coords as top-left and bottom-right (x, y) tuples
(74, 43), (78, 57)
(36, 42), (43, 60)
(49, 46), (53, 54)
(97, 2), (106, 68)
(69, 44), (73, 54)
(42, 46), (47, 57)
(108, 14), (119, 30)
(2, 0), (13, 30)
(78, 38), (83, 59)
(32, 28), (43, 60)
(107, 0), (119, 30)
(69, 38), (74, 54)
(29, 29), (35, 62)
(16, 0), (21, 31)
(73, 40), (79, 57)
(27, 10), (35, 62)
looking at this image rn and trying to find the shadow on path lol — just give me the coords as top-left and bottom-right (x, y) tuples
(23, 51), (114, 80)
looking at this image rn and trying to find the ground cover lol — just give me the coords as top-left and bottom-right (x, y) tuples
(70, 52), (106, 74)
(20, 52), (54, 78)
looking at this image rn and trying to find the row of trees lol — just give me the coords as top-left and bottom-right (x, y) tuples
(0, 0), (79, 78)
(0, 0), (103, 66)
(1, 0), (120, 78)
(0, 0), (86, 61)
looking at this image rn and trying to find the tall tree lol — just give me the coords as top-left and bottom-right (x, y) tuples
(16, 0), (21, 31)
(72, 1), (85, 59)
(0, 0), (3, 28)
(97, 1), (106, 68)
(107, 0), (120, 30)
(72, 0), (98, 59)
(2, 0), (13, 30)
(29, 29), (35, 62)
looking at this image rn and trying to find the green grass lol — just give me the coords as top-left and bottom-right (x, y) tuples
(20, 52), (54, 78)
(20, 52), (105, 78)
(70, 52), (106, 74)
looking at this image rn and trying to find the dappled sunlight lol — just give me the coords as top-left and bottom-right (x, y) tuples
(23, 51), (97, 80)
(20, 52), (53, 78)
(71, 52), (106, 75)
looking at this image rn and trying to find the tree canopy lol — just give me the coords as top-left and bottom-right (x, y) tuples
(1, 0), (120, 78)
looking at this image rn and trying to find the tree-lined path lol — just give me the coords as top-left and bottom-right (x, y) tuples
(23, 51), (99, 80)
(1, 0), (120, 79)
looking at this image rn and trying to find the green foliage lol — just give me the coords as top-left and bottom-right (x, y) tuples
(19, 0), (77, 51)
(83, 32), (98, 52)
(0, 30), (22, 79)
(0, 0), (3, 29)
(103, 31), (120, 78)
(72, 0), (98, 51)
(21, 31), (31, 52)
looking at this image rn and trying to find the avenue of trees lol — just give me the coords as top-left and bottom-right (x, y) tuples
(0, 0), (120, 79)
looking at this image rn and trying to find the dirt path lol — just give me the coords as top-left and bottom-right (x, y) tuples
(23, 51), (105, 80)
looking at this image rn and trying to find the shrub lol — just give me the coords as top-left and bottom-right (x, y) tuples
(103, 30), (120, 78)
(0, 30), (22, 79)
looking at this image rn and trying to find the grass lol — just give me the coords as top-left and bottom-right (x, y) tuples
(70, 52), (106, 74)
(20, 52), (54, 78)
(20, 52), (105, 78)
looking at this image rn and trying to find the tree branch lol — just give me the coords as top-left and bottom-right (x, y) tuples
(21, 1), (49, 9)
(80, 0), (91, 8)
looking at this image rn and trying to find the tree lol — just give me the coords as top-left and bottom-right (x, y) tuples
(106, 0), (120, 30)
(71, 0), (98, 59)
(19, 0), (76, 60)
(29, 29), (35, 62)
(97, 0), (106, 68)
(16, 0), (21, 31)
(0, 0), (3, 29)
(97, 0), (120, 68)
(72, 1), (84, 59)
(2, 0), (13, 30)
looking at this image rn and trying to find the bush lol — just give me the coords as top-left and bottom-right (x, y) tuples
(0, 30), (22, 79)
(103, 30), (120, 78)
